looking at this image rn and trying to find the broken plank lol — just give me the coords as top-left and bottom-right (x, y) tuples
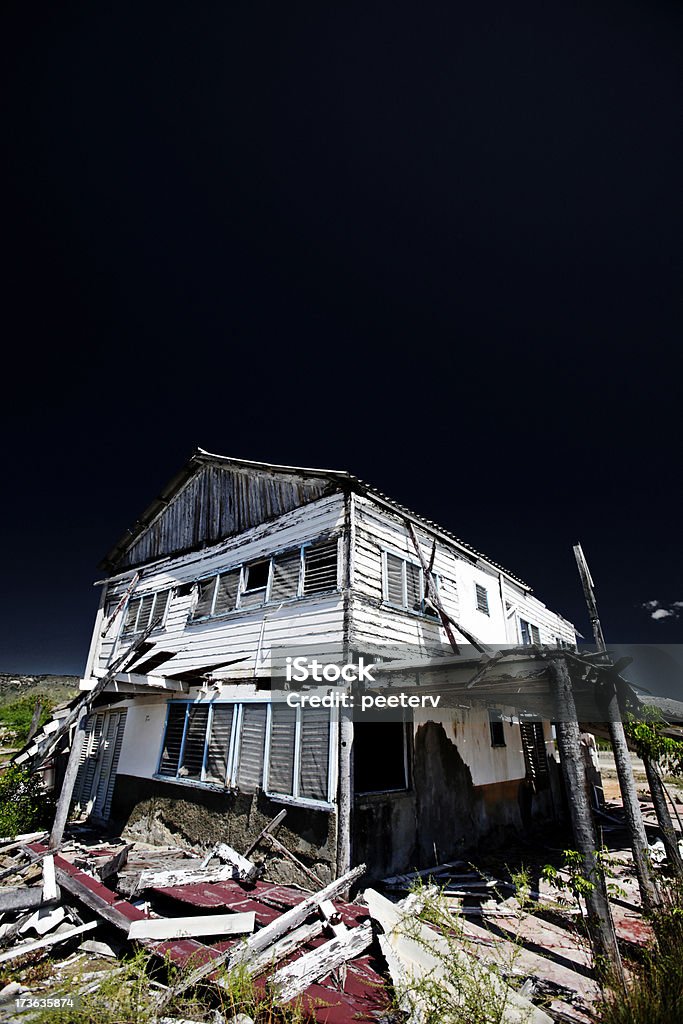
(129, 911), (255, 941)
(263, 833), (324, 888)
(209, 843), (257, 881)
(54, 867), (138, 934)
(0, 921), (97, 963)
(270, 921), (373, 1004)
(161, 863), (366, 1002)
(0, 886), (60, 914)
(97, 844), (133, 882)
(136, 863), (244, 891)
(244, 808), (287, 858)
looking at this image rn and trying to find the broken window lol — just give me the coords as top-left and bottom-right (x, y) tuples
(519, 619), (541, 645)
(302, 540), (339, 595)
(239, 560), (271, 608)
(270, 550), (302, 603)
(354, 721), (409, 793)
(122, 591), (170, 636)
(475, 583), (490, 615)
(489, 709), (506, 747)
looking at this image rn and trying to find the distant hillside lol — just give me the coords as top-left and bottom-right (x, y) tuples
(0, 673), (81, 709)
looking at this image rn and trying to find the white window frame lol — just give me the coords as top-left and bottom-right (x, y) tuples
(236, 558), (273, 609)
(475, 582), (490, 616)
(519, 618), (541, 645)
(155, 699), (337, 810)
(381, 548), (440, 617)
(263, 703), (338, 810)
(120, 590), (171, 637)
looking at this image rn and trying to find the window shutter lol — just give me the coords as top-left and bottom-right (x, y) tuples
(122, 599), (139, 634)
(268, 704), (296, 794)
(213, 570), (240, 616)
(299, 708), (329, 801)
(204, 705), (234, 784)
(475, 584), (489, 615)
(193, 578), (216, 619)
(530, 625), (541, 645)
(385, 554), (404, 605)
(271, 551), (302, 603)
(520, 722), (549, 781)
(237, 705), (267, 792)
(136, 594), (155, 632)
(406, 562), (421, 611)
(73, 712), (105, 807)
(178, 705), (209, 779)
(96, 710), (127, 820)
(159, 704), (187, 776)
(152, 591), (171, 626)
(303, 540), (338, 595)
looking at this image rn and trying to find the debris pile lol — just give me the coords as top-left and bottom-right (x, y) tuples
(0, 813), (658, 1023)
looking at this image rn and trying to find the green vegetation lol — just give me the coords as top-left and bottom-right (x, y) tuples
(0, 694), (55, 748)
(0, 763), (54, 838)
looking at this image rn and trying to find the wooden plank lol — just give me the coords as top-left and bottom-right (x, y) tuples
(98, 844), (133, 882)
(0, 886), (60, 914)
(160, 862), (366, 1002)
(137, 863), (246, 891)
(210, 843), (257, 881)
(0, 921), (97, 963)
(54, 867), (136, 934)
(244, 808), (287, 858)
(270, 921), (373, 1003)
(128, 911), (255, 941)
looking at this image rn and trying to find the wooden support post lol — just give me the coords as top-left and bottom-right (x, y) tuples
(643, 754), (683, 879)
(49, 706), (88, 851)
(548, 657), (624, 986)
(604, 680), (661, 914)
(26, 703), (43, 745)
(336, 708), (353, 882)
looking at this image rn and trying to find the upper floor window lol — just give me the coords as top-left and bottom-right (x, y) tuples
(191, 537), (340, 622)
(475, 583), (490, 616)
(382, 551), (438, 617)
(519, 619), (541, 645)
(121, 591), (171, 636)
(489, 709), (506, 747)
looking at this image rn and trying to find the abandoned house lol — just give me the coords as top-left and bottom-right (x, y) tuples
(69, 450), (577, 881)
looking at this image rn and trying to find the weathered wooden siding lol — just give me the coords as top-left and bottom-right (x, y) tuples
(97, 493), (347, 680)
(349, 493), (575, 654)
(116, 464), (337, 569)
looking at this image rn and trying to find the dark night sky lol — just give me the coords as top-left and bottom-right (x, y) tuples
(1, 1), (681, 677)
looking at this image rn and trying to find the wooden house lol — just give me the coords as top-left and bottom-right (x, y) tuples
(74, 450), (576, 880)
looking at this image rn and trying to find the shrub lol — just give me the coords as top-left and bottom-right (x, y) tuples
(0, 763), (54, 838)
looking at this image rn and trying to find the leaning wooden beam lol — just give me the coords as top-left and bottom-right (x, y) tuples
(160, 863), (366, 1003)
(643, 754), (683, 878)
(262, 833), (324, 888)
(49, 706), (89, 850)
(0, 920), (97, 964)
(54, 865), (136, 934)
(26, 619), (162, 771)
(408, 523), (487, 654)
(244, 808), (287, 859)
(548, 657), (624, 987)
(270, 921), (373, 1004)
(128, 911), (255, 941)
(574, 544), (661, 913)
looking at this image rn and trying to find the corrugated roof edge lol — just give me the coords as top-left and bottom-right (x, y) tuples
(99, 447), (532, 591)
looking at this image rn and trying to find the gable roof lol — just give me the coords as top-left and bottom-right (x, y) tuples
(101, 448), (532, 589)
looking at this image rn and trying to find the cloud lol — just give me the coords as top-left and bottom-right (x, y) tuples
(641, 600), (682, 621)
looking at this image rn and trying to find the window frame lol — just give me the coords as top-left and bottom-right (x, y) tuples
(155, 699), (337, 810)
(190, 537), (341, 623)
(488, 708), (507, 748)
(519, 618), (541, 645)
(120, 590), (171, 638)
(381, 548), (439, 618)
(475, 582), (490, 616)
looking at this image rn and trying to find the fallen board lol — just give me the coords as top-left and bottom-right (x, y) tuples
(128, 911), (255, 941)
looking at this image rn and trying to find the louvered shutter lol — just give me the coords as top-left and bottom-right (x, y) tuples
(385, 554), (404, 605)
(303, 540), (338, 595)
(178, 705), (209, 780)
(92, 711), (127, 821)
(268, 705), (296, 794)
(237, 705), (267, 792)
(475, 584), (489, 614)
(213, 571), (240, 616)
(406, 562), (421, 611)
(204, 705), (234, 784)
(299, 708), (329, 801)
(159, 704), (187, 775)
(122, 599), (139, 635)
(136, 594), (155, 632)
(271, 551), (301, 602)
(152, 591), (171, 627)
(72, 713), (105, 807)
